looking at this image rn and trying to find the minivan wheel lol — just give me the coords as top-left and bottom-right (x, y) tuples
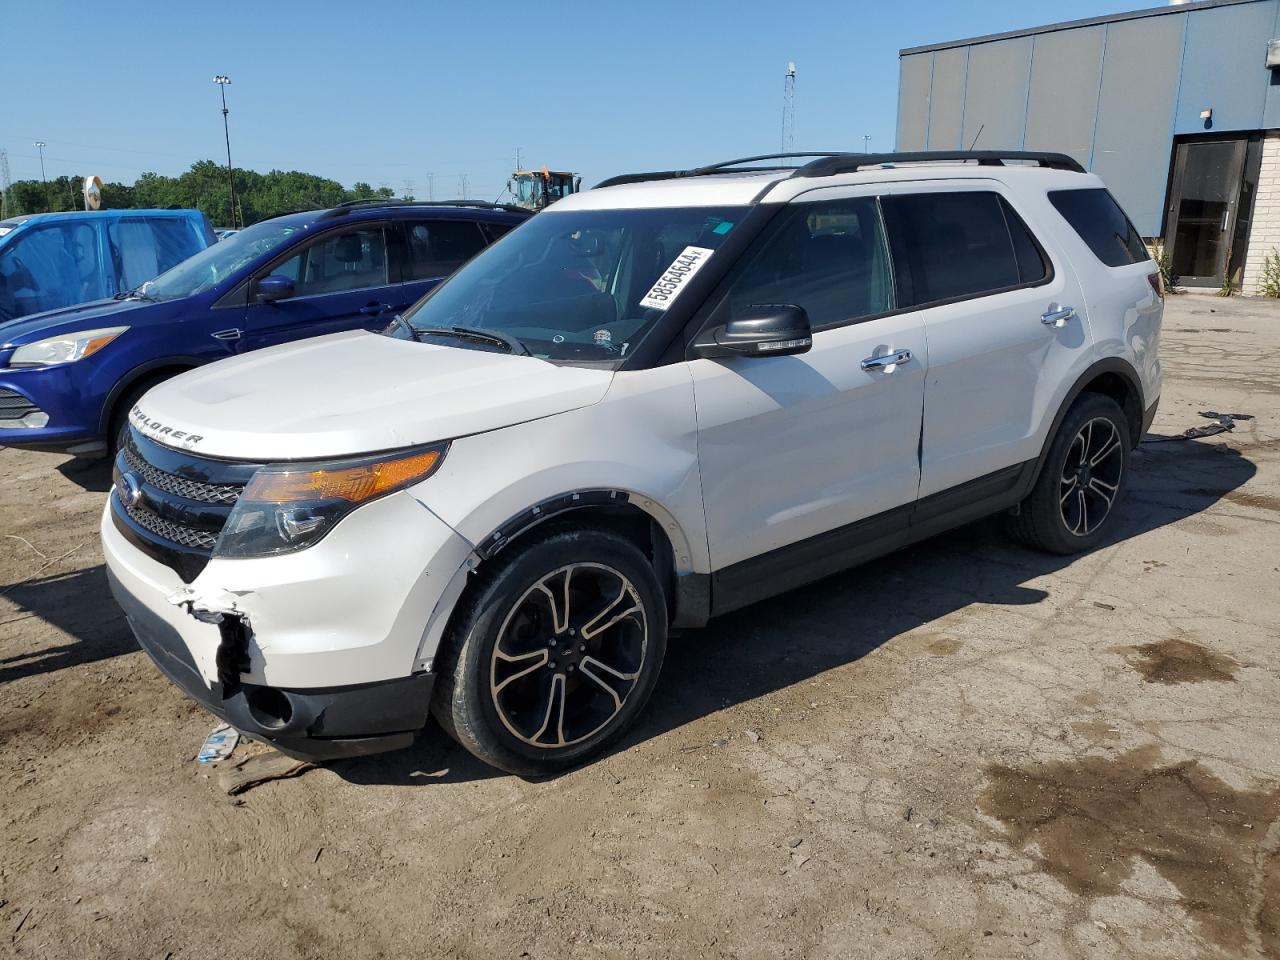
(1008, 393), (1131, 555)
(431, 527), (667, 777)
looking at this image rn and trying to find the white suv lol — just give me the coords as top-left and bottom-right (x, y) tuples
(102, 151), (1163, 776)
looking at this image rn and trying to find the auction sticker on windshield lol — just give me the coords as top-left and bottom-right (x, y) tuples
(639, 246), (715, 311)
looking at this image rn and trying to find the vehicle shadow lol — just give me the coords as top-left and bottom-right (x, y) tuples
(54, 457), (114, 493)
(336, 435), (1257, 786)
(0, 565), (133, 683)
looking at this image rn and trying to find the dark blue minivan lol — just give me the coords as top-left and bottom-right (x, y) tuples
(0, 200), (528, 455)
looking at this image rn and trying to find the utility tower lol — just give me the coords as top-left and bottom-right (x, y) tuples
(782, 62), (796, 153)
(0, 149), (11, 218)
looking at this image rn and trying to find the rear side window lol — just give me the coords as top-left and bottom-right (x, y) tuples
(403, 220), (487, 280)
(1048, 188), (1148, 267)
(881, 191), (1049, 307)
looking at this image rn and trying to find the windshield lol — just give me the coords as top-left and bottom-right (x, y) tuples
(397, 206), (744, 363)
(138, 218), (305, 301)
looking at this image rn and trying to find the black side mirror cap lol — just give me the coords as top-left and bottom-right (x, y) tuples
(258, 275), (296, 303)
(691, 304), (813, 359)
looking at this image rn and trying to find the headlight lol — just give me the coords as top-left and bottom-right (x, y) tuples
(10, 326), (129, 367)
(214, 444), (447, 558)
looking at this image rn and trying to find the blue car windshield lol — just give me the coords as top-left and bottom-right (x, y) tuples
(138, 219), (304, 301)
(397, 206), (743, 364)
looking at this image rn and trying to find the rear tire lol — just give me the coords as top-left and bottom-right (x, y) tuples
(431, 527), (667, 777)
(1008, 393), (1131, 555)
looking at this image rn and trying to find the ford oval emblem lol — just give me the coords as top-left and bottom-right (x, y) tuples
(119, 472), (143, 508)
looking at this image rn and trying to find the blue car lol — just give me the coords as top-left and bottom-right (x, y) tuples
(0, 200), (528, 455)
(0, 208), (216, 322)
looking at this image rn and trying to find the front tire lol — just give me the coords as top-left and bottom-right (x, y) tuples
(1008, 393), (1131, 554)
(431, 527), (667, 777)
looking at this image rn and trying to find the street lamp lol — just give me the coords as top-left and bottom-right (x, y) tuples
(212, 76), (238, 229)
(34, 141), (49, 211)
(863, 135), (872, 154)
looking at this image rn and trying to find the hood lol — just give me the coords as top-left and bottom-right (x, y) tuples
(132, 330), (615, 460)
(0, 297), (152, 348)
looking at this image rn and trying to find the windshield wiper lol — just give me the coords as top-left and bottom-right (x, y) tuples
(114, 287), (157, 303)
(413, 325), (532, 357)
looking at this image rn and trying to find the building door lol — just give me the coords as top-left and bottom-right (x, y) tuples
(1164, 138), (1249, 288)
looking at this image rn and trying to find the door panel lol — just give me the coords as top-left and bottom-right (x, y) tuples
(1166, 139), (1247, 287)
(693, 312), (927, 570)
(881, 187), (1093, 498)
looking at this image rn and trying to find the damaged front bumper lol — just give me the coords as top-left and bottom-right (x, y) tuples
(101, 489), (474, 761)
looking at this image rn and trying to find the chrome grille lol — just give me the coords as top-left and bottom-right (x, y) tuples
(122, 499), (219, 549)
(122, 439), (241, 505)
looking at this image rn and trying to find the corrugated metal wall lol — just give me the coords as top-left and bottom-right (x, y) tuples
(897, 0), (1280, 235)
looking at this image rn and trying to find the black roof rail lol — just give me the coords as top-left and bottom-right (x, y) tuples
(792, 150), (1086, 177)
(595, 150), (1085, 190)
(594, 152), (848, 190)
(318, 198), (528, 220)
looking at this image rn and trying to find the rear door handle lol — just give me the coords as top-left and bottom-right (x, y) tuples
(1041, 304), (1076, 328)
(360, 303), (392, 316)
(861, 348), (912, 371)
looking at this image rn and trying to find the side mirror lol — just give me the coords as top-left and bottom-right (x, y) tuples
(258, 275), (295, 303)
(692, 304), (812, 359)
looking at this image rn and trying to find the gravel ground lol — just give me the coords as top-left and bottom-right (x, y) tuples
(1, 294), (1278, 960)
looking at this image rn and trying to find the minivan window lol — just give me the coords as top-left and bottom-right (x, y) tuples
(0, 221), (104, 320)
(107, 217), (206, 292)
(1048, 188), (1149, 267)
(403, 220), (486, 280)
(716, 196), (892, 329)
(882, 191), (1046, 307)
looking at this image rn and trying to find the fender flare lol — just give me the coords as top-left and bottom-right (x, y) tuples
(1029, 356), (1145, 489)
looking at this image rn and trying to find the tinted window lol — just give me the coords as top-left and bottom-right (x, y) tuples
(108, 217), (205, 292)
(1049, 188), (1148, 267)
(0, 221), (105, 320)
(274, 227), (388, 295)
(719, 197), (893, 329)
(481, 221), (516, 243)
(403, 220), (486, 280)
(1005, 201), (1049, 285)
(883, 191), (1032, 306)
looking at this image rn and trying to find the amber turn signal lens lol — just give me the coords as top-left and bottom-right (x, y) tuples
(243, 448), (444, 504)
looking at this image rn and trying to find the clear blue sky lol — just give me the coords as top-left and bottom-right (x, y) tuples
(5, 0), (1144, 200)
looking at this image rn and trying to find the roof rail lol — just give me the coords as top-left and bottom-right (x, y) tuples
(318, 198), (527, 220)
(792, 150), (1086, 177)
(595, 150), (1085, 190)
(595, 152), (848, 190)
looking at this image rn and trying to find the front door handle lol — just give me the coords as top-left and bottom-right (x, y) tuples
(861, 348), (912, 371)
(1041, 304), (1076, 328)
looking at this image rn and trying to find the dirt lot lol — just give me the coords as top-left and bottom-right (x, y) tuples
(2, 294), (1279, 960)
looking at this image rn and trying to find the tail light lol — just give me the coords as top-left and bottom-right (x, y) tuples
(1147, 271), (1164, 300)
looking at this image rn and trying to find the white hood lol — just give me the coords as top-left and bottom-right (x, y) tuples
(132, 330), (614, 460)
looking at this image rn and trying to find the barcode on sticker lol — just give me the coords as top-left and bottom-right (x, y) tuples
(639, 246), (715, 311)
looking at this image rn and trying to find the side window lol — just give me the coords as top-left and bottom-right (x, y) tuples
(108, 217), (203, 291)
(1003, 198), (1050, 285)
(717, 196), (893, 330)
(271, 227), (388, 296)
(403, 220), (486, 280)
(2, 222), (105, 317)
(882, 191), (1032, 307)
(1048, 188), (1149, 267)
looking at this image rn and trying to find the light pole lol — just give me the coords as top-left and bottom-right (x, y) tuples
(212, 76), (238, 228)
(863, 135), (872, 154)
(34, 141), (49, 211)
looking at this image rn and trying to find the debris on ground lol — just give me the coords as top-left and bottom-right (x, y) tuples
(1144, 411), (1253, 442)
(196, 723), (240, 763)
(218, 751), (315, 796)
(744, 729), (761, 743)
